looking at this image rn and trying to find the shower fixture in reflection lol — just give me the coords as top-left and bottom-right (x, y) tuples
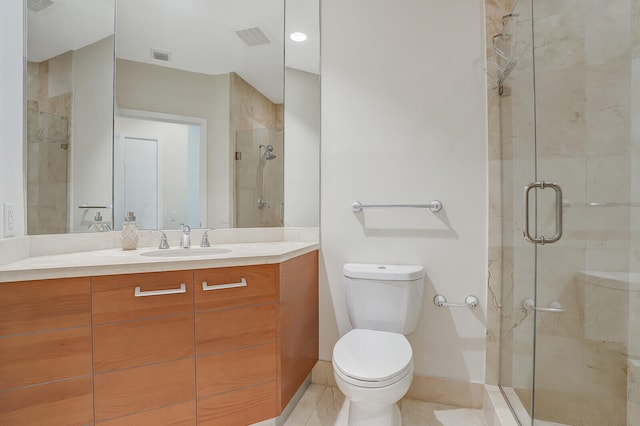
(257, 144), (277, 209)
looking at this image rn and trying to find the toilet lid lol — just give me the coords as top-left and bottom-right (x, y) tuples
(333, 329), (413, 383)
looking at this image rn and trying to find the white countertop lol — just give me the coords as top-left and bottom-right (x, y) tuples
(0, 241), (319, 283)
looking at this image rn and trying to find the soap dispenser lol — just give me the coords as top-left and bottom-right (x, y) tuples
(89, 212), (104, 232)
(120, 211), (139, 250)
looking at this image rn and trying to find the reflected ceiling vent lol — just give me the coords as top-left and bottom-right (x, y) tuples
(150, 49), (171, 62)
(27, 0), (54, 12)
(235, 27), (271, 47)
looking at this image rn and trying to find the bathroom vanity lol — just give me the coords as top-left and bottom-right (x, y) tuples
(0, 241), (318, 425)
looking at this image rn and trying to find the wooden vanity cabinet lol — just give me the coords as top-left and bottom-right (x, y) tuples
(0, 249), (318, 425)
(0, 277), (93, 425)
(91, 270), (196, 424)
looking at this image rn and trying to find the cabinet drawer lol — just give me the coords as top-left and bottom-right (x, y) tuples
(198, 381), (276, 426)
(196, 304), (275, 355)
(94, 358), (196, 422)
(94, 314), (195, 373)
(0, 326), (92, 390)
(0, 377), (93, 426)
(98, 400), (196, 426)
(92, 271), (194, 324)
(0, 277), (90, 336)
(194, 264), (276, 311)
(197, 343), (276, 397)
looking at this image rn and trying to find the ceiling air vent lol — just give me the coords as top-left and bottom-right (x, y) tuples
(151, 49), (171, 62)
(235, 27), (271, 47)
(27, 0), (54, 12)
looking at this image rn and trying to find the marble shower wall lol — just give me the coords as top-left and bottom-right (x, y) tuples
(496, 0), (640, 424)
(26, 52), (72, 235)
(231, 73), (284, 228)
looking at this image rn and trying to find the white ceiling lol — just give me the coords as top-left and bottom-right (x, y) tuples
(26, 0), (319, 104)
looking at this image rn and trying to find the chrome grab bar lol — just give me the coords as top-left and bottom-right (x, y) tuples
(433, 294), (479, 308)
(523, 181), (563, 245)
(202, 278), (247, 291)
(134, 283), (186, 297)
(522, 298), (564, 313)
(352, 200), (442, 213)
(564, 200), (640, 208)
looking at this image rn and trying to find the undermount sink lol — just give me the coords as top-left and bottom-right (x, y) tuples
(140, 247), (231, 258)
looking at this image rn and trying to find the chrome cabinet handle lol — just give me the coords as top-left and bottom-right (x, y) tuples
(134, 283), (186, 297)
(202, 277), (247, 291)
(523, 181), (563, 245)
(522, 298), (564, 313)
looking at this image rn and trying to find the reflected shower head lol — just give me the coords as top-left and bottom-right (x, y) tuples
(259, 144), (277, 160)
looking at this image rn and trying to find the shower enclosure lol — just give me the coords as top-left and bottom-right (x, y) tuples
(235, 128), (284, 227)
(498, 0), (640, 425)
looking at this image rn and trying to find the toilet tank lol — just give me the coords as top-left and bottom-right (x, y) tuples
(343, 263), (425, 334)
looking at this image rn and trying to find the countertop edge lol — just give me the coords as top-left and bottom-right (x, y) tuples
(0, 243), (319, 283)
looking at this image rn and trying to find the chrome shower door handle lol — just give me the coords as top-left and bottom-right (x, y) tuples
(523, 181), (563, 245)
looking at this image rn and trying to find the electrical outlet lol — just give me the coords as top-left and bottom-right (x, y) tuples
(4, 202), (15, 237)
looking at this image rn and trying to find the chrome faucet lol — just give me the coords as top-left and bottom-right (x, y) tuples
(200, 229), (215, 247)
(180, 225), (191, 248)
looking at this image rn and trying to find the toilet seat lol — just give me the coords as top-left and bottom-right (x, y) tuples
(333, 329), (413, 388)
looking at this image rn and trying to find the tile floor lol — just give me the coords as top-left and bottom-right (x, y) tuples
(282, 384), (486, 426)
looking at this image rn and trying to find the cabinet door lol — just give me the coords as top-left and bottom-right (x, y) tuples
(195, 264), (277, 311)
(92, 271), (196, 423)
(0, 278), (93, 425)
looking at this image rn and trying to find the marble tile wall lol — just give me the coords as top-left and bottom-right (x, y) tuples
(231, 73), (284, 228)
(26, 52), (73, 235)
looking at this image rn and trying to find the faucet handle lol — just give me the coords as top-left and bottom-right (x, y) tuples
(155, 231), (170, 249)
(201, 229), (215, 247)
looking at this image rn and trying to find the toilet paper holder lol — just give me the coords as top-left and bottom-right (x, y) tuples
(433, 294), (479, 308)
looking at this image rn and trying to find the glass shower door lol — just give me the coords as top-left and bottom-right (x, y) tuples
(500, 0), (640, 425)
(529, 0), (639, 425)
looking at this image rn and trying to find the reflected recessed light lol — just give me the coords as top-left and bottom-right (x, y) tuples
(290, 32), (307, 42)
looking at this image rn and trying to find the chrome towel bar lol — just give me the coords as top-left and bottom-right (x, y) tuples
(433, 294), (479, 308)
(522, 298), (564, 313)
(351, 200), (442, 213)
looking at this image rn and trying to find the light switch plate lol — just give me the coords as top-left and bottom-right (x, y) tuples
(3, 202), (15, 237)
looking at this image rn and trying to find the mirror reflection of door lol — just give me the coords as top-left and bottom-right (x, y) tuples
(114, 112), (205, 230)
(122, 136), (160, 230)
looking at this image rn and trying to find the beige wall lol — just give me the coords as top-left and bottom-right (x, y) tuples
(321, 0), (488, 384)
(71, 36), (114, 233)
(116, 59), (230, 229)
(26, 52), (72, 235)
(284, 67), (320, 227)
(0, 0), (25, 239)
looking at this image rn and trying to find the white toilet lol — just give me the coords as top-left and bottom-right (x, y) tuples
(332, 263), (425, 426)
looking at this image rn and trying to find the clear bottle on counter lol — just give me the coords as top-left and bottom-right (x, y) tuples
(120, 211), (139, 250)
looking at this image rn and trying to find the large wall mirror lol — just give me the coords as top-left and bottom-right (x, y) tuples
(25, 0), (319, 235)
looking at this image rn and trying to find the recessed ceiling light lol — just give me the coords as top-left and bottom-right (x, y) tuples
(290, 32), (307, 42)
